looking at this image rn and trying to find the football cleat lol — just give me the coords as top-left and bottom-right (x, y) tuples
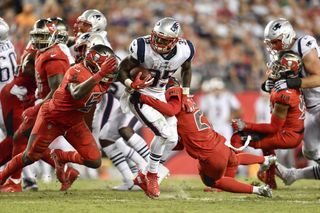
(146, 172), (160, 198)
(112, 182), (141, 191)
(23, 177), (38, 191)
(261, 155), (277, 171)
(257, 185), (272, 198)
(265, 164), (277, 189)
(275, 162), (297, 185)
(133, 171), (148, 193)
(0, 178), (22, 193)
(158, 164), (170, 184)
(60, 167), (79, 191)
(50, 149), (66, 183)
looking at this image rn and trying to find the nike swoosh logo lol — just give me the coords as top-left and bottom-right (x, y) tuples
(50, 54), (56, 57)
(285, 90), (292, 93)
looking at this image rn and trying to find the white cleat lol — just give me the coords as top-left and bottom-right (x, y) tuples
(112, 182), (141, 191)
(158, 164), (170, 184)
(275, 162), (297, 185)
(257, 185), (272, 198)
(261, 155), (277, 171)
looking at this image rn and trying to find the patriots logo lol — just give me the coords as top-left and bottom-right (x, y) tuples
(170, 22), (179, 32)
(272, 23), (281, 31)
(81, 33), (91, 40)
(306, 41), (312, 47)
(93, 14), (101, 20)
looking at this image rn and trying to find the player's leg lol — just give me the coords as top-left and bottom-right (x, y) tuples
(301, 111), (320, 163)
(0, 137), (13, 166)
(276, 163), (320, 185)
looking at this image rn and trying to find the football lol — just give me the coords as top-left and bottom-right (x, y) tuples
(130, 67), (152, 80)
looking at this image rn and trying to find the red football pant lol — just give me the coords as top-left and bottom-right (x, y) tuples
(198, 141), (264, 193)
(250, 130), (303, 150)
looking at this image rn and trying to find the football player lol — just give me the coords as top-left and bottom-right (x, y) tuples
(130, 78), (274, 197)
(232, 51), (305, 189)
(261, 18), (320, 185)
(119, 17), (195, 198)
(0, 44), (118, 190)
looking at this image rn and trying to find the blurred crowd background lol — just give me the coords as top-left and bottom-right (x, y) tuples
(1, 0), (320, 92)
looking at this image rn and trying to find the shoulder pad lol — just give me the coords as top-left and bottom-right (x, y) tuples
(298, 35), (318, 57)
(129, 37), (146, 63)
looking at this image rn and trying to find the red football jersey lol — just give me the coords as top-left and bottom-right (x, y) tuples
(141, 86), (226, 160)
(270, 88), (304, 132)
(34, 44), (70, 99)
(48, 63), (108, 124)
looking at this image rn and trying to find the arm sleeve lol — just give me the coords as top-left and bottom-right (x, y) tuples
(140, 94), (181, 116)
(44, 59), (69, 77)
(245, 113), (286, 134)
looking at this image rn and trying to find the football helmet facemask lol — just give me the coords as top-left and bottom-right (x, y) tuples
(151, 17), (181, 54)
(30, 19), (58, 50)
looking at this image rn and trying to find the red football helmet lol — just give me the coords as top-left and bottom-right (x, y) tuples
(84, 44), (118, 82)
(270, 51), (302, 80)
(30, 19), (58, 50)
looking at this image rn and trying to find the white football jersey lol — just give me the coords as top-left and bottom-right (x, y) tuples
(290, 35), (320, 112)
(0, 40), (17, 91)
(129, 35), (194, 99)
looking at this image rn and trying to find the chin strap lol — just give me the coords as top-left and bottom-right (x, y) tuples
(224, 135), (251, 152)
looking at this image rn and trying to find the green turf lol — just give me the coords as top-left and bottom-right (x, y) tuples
(0, 177), (320, 213)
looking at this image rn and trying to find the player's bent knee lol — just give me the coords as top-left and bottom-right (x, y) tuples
(84, 158), (101, 169)
(200, 173), (215, 187)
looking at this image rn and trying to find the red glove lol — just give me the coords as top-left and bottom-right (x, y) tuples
(92, 57), (117, 83)
(22, 104), (41, 125)
(181, 94), (196, 112)
(130, 72), (154, 90)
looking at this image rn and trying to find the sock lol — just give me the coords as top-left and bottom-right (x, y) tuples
(127, 159), (139, 174)
(252, 186), (261, 194)
(214, 176), (253, 193)
(237, 153), (265, 165)
(102, 144), (134, 180)
(57, 151), (85, 165)
(0, 137), (13, 165)
(10, 135), (28, 180)
(115, 138), (147, 170)
(126, 133), (150, 160)
(147, 137), (166, 174)
(296, 165), (320, 180)
(0, 153), (25, 184)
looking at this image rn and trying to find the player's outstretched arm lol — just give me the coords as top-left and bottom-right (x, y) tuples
(234, 103), (288, 134)
(69, 57), (117, 100)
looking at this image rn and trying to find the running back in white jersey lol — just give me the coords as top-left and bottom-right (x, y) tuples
(290, 35), (320, 111)
(129, 35), (194, 99)
(0, 40), (17, 91)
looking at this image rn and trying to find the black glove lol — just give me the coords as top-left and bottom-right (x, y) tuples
(274, 77), (302, 92)
(261, 78), (274, 93)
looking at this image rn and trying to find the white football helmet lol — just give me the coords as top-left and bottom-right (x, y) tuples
(74, 32), (106, 62)
(151, 17), (181, 54)
(74, 9), (107, 36)
(0, 17), (9, 43)
(264, 18), (296, 53)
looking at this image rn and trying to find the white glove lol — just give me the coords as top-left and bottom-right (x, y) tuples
(264, 79), (275, 92)
(274, 79), (288, 92)
(10, 85), (27, 101)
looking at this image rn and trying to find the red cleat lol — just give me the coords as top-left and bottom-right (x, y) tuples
(0, 178), (22, 192)
(50, 149), (66, 183)
(60, 167), (79, 191)
(133, 171), (147, 193)
(146, 172), (160, 198)
(265, 164), (277, 189)
(257, 170), (266, 183)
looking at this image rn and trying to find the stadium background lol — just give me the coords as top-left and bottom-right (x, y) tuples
(0, 0), (318, 178)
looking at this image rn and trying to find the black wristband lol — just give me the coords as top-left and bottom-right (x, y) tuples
(287, 78), (302, 89)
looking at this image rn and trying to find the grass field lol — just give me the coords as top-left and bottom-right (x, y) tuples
(0, 177), (320, 213)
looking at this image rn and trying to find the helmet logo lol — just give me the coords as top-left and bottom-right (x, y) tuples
(170, 22), (179, 32)
(81, 33), (91, 40)
(93, 15), (101, 21)
(272, 23), (281, 31)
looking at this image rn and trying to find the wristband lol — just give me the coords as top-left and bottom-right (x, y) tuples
(287, 78), (302, 89)
(124, 79), (133, 88)
(182, 87), (190, 95)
